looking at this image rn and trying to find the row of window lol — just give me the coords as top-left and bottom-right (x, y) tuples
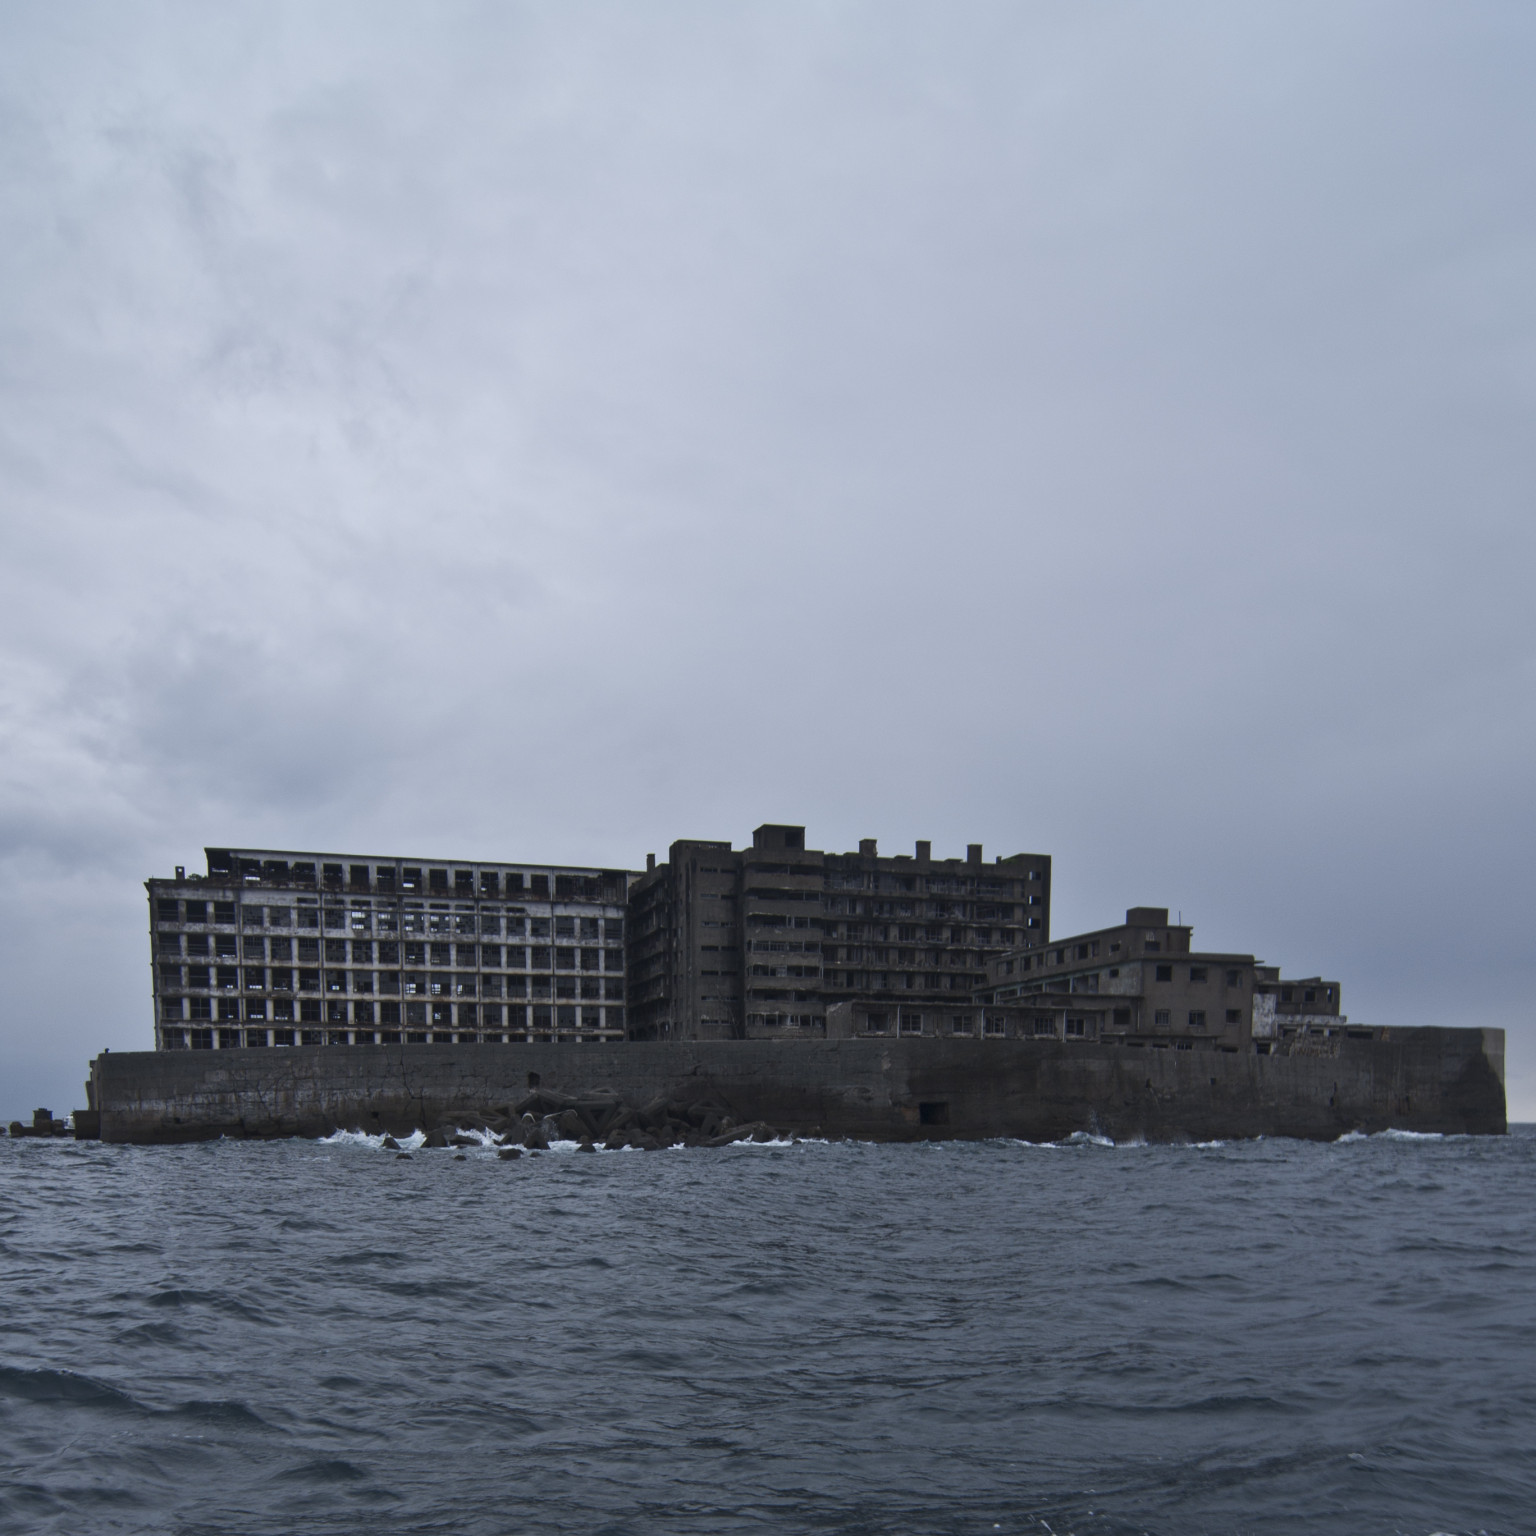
(826, 971), (987, 991)
(159, 969), (625, 1000)
(161, 999), (624, 1028)
(158, 936), (624, 969)
(206, 856), (620, 902)
(162, 1025), (621, 1049)
(156, 902), (624, 942)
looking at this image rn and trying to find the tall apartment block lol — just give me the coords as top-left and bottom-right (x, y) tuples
(626, 823), (1051, 1040)
(147, 848), (631, 1049)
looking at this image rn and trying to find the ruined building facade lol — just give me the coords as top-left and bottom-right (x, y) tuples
(968, 907), (1357, 1053)
(144, 829), (1351, 1056)
(626, 823), (1051, 1041)
(147, 848), (628, 1050)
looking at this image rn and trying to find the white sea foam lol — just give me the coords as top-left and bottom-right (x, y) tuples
(319, 1128), (426, 1151)
(1335, 1127), (1455, 1144)
(1063, 1130), (1116, 1147)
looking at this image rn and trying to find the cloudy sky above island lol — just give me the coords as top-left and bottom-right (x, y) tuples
(1, 2), (1533, 1116)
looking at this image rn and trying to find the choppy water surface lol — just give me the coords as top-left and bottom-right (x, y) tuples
(1, 1129), (1532, 1536)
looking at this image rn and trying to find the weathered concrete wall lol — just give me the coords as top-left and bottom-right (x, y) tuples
(89, 1028), (1506, 1145)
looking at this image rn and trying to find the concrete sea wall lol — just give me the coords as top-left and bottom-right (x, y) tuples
(88, 1027), (1506, 1144)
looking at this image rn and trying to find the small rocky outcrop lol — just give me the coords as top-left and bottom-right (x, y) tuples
(399, 1088), (789, 1154)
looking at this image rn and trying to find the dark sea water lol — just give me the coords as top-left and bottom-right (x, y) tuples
(1, 1128), (1532, 1536)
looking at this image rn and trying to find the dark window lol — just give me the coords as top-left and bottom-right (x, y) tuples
(1226, 1009), (1241, 1024)
(1188, 1010), (1206, 1029)
(1304, 988), (1316, 1004)
(401, 867), (421, 891)
(429, 868), (449, 892)
(156, 897), (179, 921)
(1155, 965), (1172, 982)
(1154, 1009), (1171, 1026)
(1226, 969), (1240, 986)
(322, 864), (343, 888)
(214, 902), (236, 924)
(349, 865), (370, 890)
(184, 901), (207, 923)
(296, 905), (319, 929)
(1189, 967), (1207, 983)
(530, 875), (549, 897)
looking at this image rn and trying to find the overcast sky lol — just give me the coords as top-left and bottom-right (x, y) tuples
(2, 2), (1532, 1119)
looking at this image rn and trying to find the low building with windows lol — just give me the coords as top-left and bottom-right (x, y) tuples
(147, 848), (631, 1050)
(969, 907), (1355, 1053)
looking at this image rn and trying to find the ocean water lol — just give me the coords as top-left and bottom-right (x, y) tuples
(1, 1129), (1532, 1536)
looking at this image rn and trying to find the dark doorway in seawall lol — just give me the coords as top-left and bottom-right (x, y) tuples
(919, 1101), (950, 1126)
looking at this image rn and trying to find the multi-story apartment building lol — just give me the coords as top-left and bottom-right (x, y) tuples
(969, 907), (1351, 1052)
(627, 823), (1051, 1040)
(147, 848), (632, 1049)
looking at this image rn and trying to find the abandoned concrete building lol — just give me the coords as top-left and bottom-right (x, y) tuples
(966, 907), (1360, 1052)
(626, 823), (1051, 1041)
(145, 835), (1353, 1057)
(147, 848), (629, 1049)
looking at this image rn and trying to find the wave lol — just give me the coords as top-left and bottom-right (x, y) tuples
(1335, 1128), (1458, 1144)
(0, 1365), (144, 1412)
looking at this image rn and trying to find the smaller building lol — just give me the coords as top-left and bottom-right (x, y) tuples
(965, 907), (1355, 1053)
